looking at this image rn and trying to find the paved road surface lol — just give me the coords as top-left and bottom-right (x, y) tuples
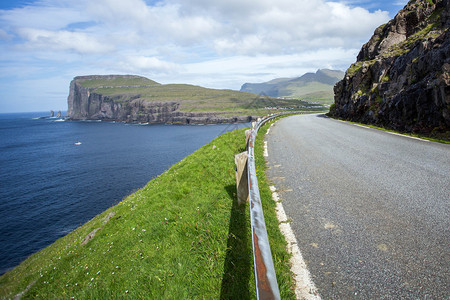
(266, 114), (449, 299)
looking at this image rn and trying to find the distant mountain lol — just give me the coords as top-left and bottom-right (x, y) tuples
(240, 69), (344, 104)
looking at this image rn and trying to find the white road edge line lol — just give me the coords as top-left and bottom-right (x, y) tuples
(384, 130), (430, 141)
(336, 119), (429, 142)
(263, 141), (269, 157)
(269, 186), (321, 300)
(352, 123), (430, 142)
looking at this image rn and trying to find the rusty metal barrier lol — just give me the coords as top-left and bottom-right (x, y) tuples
(235, 112), (302, 299)
(246, 114), (283, 300)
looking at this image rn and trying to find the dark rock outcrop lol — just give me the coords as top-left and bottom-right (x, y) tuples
(67, 75), (256, 124)
(332, 0), (449, 136)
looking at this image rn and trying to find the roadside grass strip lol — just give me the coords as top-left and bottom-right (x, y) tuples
(0, 127), (295, 299)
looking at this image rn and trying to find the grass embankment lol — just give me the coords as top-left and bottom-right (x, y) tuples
(0, 127), (295, 299)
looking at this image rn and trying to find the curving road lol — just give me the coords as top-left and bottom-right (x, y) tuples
(265, 114), (449, 299)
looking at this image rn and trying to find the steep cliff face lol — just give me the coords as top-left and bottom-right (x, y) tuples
(67, 75), (256, 124)
(333, 0), (449, 136)
(67, 75), (154, 120)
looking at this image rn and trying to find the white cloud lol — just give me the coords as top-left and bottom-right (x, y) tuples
(117, 55), (183, 74)
(16, 28), (113, 54)
(0, 0), (393, 112)
(0, 1), (88, 31)
(1, 0), (390, 56)
(208, 0), (389, 55)
(0, 28), (13, 40)
(162, 48), (357, 89)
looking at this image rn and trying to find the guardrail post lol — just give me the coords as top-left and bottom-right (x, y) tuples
(234, 152), (249, 205)
(245, 129), (252, 150)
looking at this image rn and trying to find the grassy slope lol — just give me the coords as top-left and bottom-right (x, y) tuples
(78, 77), (160, 88)
(242, 72), (343, 106)
(76, 77), (324, 117)
(0, 127), (295, 299)
(279, 82), (333, 97)
(278, 82), (335, 105)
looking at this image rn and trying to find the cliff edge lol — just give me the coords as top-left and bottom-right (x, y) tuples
(67, 75), (258, 124)
(332, 0), (449, 137)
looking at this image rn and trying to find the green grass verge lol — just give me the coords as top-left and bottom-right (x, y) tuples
(0, 127), (295, 299)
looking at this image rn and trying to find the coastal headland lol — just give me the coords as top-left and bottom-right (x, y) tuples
(67, 75), (322, 124)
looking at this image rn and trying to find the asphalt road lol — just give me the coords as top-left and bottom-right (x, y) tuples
(265, 114), (449, 299)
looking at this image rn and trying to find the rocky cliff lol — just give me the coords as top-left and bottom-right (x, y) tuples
(332, 0), (449, 136)
(67, 75), (257, 124)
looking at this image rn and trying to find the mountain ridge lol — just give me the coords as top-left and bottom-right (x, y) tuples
(240, 69), (344, 104)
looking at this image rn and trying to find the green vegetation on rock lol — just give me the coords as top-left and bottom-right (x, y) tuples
(346, 62), (363, 78)
(333, 0), (449, 135)
(68, 75), (325, 122)
(78, 76), (160, 88)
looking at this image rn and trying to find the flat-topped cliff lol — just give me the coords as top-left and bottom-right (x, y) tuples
(332, 0), (449, 137)
(67, 75), (265, 124)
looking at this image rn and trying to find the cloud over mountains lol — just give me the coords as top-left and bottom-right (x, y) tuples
(0, 0), (403, 112)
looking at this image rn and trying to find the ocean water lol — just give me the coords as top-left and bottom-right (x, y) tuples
(0, 112), (249, 275)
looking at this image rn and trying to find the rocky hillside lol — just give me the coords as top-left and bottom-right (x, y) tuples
(241, 69), (344, 105)
(67, 75), (278, 124)
(332, 0), (449, 136)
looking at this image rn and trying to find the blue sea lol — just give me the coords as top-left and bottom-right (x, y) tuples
(0, 112), (249, 275)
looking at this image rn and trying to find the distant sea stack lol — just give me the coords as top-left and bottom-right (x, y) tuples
(332, 0), (449, 136)
(67, 75), (257, 124)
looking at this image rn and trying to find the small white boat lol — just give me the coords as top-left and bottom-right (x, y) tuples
(74, 142), (82, 145)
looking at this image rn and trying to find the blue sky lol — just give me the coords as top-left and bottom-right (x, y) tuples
(0, 0), (408, 113)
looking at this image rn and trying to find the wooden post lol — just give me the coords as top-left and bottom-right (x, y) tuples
(245, 129), (251, 150)
(235, 151), (249, 206)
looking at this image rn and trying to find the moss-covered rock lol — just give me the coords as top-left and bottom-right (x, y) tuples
(332, 0), (449, 136)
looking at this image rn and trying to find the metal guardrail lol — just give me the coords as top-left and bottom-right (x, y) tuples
(247, 114), (284, 300)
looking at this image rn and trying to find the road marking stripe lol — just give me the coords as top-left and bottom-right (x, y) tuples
(269, 186), (321, 300)
(264, 141), (269, 157)
(336, 119), (430, 142)
(383, 130), (430, 142)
